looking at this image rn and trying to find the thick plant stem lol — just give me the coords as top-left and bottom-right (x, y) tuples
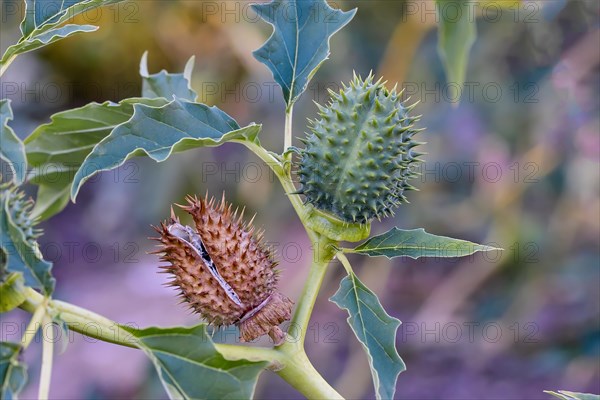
(20, 288), (138, 348)
(284, 248), (332, 346)
(277, 350), (343, 399)
(241, 139), (343, 398)
(275, 248), (342, 399)
(19, 287), (342, 399)
(38, 313), (54, 400)
(19, 288), (281, 363)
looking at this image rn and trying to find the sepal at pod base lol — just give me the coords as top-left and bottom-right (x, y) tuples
(296, 73), (425, 225)
(152, 194), (293, 345)
(302, 204), (370, 243)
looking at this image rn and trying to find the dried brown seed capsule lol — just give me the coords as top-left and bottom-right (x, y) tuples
(152, 194), (293, 344)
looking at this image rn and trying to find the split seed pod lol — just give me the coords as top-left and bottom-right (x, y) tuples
(152, 194), (293, 344)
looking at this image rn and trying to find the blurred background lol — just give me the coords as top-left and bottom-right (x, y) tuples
(1, 0), (599, 399)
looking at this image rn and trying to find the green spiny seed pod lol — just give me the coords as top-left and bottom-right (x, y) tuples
(296, 73), (424, 224)
(1, 184), (43, 247)
(0, 185), (43, 278)
(153, 194), (293, 344)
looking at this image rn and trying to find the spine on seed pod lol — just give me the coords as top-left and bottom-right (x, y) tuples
(152, 194), (293, 345)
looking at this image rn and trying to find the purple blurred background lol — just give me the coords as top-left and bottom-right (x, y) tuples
(1, 0), (599, 399)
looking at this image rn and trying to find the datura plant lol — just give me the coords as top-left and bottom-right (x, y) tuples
(4, 1), (557, 399)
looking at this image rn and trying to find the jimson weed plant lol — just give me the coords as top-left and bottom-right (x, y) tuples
(12, 0), (593, 399)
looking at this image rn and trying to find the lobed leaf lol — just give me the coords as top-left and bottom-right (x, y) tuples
(252, 0), (356, 109)
(25, 98), (168, 220)
(347, 227), (501, 259)
(330, 271), (405, 400)
(126, 325), (267, 400)
(70, 98), (262, 200)
(21, 0), (112, 36)
(436, 0), (477, 104)
(0, 186), (54, 295)
(2, 25), (98, 70)
(25, 51), (196, 219)
(0, 342), (27, 400)
(140, 52), (197, 101)
(0, 100), (26, 185)
(1, 0), (125, 71)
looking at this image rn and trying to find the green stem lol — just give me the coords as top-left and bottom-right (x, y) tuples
(20, 288), (138, 348)
(238, 140), (306, 223)
(336, 252), (354, 275)
(236, 140), (285, 176)
(242, 141), (337, 345)
(240, 138), (344, 398)
(284, 107), (293, 151)
(0, 55), (15, 77)
(38, 313), (54, 400)
(20, 288), (280, 363)
(283, 239), (334, 347)
(277, 350), (343, 399)
(21, 302), (46, 349)
(19, 288), (344, 398)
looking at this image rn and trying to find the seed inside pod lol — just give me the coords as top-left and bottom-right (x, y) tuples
(152, 194), (294, 344)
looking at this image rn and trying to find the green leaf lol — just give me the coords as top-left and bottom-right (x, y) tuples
(24, 98), (167, 220)
(252, 0), (356, 108)
(126, 325), (267, 400)
(0, 342), (27, 400)
(20, 0), (113, 36)
(2, 25), (98, 70)
(0, 186), (54, 295)
(0, 100), (26, 185)
(24, 54), (192, 219)
(330, 272), (404, 400)
(26, 98), (169, 169)
(29, 182), (70, 222)
(1, 0), (125, 71)
(140, 52), (197, 101)
(544, 390), (600, 400)
(71, 98), (261, 200)
(436, 0), (477, 104)
(348, 227), (501, 259)
(0, 273), (26, 313)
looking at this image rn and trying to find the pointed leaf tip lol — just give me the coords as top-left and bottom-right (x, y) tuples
(348, 227), (502, 259)
(139, 52), (197, 101)
(436, 0), (477, 105)
(252, 0), (356, 107)
(330, 272), (405, 400)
